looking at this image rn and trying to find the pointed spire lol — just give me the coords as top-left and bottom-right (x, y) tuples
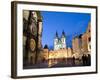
(62, 30), (65, 37)
(56, 31), (58, 37)
(44, 44), (48, 49)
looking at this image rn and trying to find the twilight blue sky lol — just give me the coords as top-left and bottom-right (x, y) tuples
(41, 11), (91, 49)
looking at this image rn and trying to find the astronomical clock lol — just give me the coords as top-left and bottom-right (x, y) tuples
(24, 11), (38, 64)
(28, 11), (38, 52)
(23, 10), (42, 65)
(29, 38), (36, 52)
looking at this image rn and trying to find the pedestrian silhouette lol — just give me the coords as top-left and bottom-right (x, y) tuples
(72, 56), (75, 65)
(87, 54), (91, 66)
(82, 54), (87, 66)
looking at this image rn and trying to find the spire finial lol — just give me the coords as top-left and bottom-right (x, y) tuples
(56, 31), (58, 37)
(62, 30), (65, 36)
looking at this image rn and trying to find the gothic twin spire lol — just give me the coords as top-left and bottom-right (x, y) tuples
(56, 30), (66, 38)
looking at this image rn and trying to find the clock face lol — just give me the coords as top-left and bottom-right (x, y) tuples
(29, 39), (36, 52)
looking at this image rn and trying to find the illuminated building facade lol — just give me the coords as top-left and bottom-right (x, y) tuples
(54, 31), (66, 50)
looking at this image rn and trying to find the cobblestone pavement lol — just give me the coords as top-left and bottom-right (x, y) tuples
(23, 59), (90, 69)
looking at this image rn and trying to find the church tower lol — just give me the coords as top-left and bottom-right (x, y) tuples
(54, 31), (66, 50)
(61, 30), (66, 49)
(54, 31), (59, 50)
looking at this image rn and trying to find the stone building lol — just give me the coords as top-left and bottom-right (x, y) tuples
(44, 47), (73, 67)
(82, 22), (91, 53)
(72, 22), (91, 59)
(23, 10), (43, 65)
(48, 48), (68, 67)
(72, 35), (82, 59)
(67, 47), (73, 58)
(54, 31), (66, 50)
(36, 45), (49, 63)
(42, 35), (73, 67)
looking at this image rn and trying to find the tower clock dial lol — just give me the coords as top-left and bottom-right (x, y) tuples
(29, 38), (36, 52)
